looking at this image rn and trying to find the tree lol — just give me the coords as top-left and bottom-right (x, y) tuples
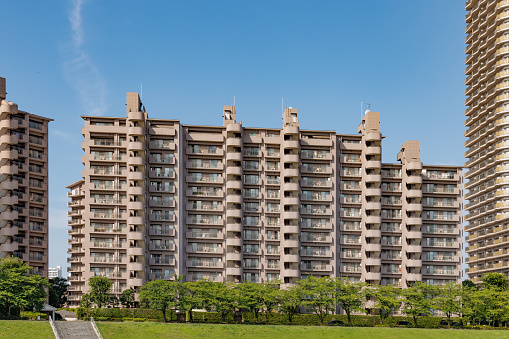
(334, 279), (366, 325)
(80, 293), (92, 308)
(368, 285), (402, 325)
(236, 282), (265, 322)
(401, 282), (434, 326)
(0, 257), (49, 316)
(87, 276), (113, 308)
(261, 280), (280, 321)
(48, 277), (69, 308)
(120, 289), (135, 308)
(278, 284), (303, 323)
(203, 282), (236, 322)
(298, 276), (335, 324)
(139, 280), (177, 322)
(178, 281), (207, 323)
(432, 283), (461, 326)
(462, 279), (477, 290)
(482, 272), (509, 292)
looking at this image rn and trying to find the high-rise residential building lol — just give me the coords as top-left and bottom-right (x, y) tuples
(66, 92), (463, 307)
(464, 0), (509, 282)
(48, 265), (62, 279)
(0, 77), (52, 277)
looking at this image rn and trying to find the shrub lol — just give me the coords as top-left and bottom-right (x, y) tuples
(20, 311), (48, 320)
(76, 307), (164, 321)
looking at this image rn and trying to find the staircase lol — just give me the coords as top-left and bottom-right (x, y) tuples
(52, 321), (101, 339)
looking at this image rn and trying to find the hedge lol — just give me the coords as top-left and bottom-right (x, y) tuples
(20, 311), (48, 320)
(77, 308), (165, 322)
(191, 312), (442, 327)
(76, 307), (450, 328)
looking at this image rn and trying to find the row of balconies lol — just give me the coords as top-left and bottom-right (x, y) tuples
(466, 248), (509, 263)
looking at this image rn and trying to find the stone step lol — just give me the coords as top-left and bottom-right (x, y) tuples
(53, 321), (100, 339)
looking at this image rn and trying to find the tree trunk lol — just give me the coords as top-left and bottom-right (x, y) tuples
(288, 312), (293, 323)
(162, 309), (167, 323)
(347, 310), (351, 325)
(188, 310), (193, 323)
(413, 315), (417, 327)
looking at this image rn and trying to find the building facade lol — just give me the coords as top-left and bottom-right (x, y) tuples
(464, 0), (509, 282)
(48, 265), (62, 279)
(0, 77), (52, 277)
(66, 92), (463, 306)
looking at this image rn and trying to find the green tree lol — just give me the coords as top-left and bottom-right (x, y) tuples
(236, 282), (265, 322)
(80, 293), (92, 308)
(432, 283), (461, 326)
(368, 285), (402, 325)
(0, 257), (49, 316)
(334, 279), (366, 325)
(48, 277), (69, 308)
(120, 289), (135, 308)
(278, 284), (303, 323)
(139, 280), (178, 322)
(462, 279), (477, 290)
(401, 282), (434, 326)
(261, 280), (280, 321)
(482, 272), (509, 292)
(483, 289), (508, 326)
(88, 276), (113, 308)
(203, 282), (236, 322)
(298, 276), (335, 324)
(178, 281), (206, 323)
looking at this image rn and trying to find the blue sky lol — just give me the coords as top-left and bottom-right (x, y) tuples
(1, 0), (466, 271)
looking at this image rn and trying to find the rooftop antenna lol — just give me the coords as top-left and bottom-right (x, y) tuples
(140, 84), (143, 100)
(233, 95), (235, 107)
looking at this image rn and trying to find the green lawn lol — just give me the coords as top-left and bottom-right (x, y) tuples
(96, 322), (509, 339)
(0, 320), (54, 339)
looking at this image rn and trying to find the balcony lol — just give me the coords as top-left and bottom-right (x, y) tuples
(186, 260), (224, 268)
(149, 243), (175, 251)
(186, 231), (222, 240)
(300, 263), (332, 271)
(186, 245), (224, 254)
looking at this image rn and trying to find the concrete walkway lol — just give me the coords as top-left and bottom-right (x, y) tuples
(53, 321), (100, 339)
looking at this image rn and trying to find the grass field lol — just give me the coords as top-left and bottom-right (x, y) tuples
(1, 321), (508, 339)
(96, 322), (509, 339)
(0, 320), (54, 339)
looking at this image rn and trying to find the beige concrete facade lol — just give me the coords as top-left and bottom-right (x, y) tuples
(0, 77), (52, 277)
(464, 0), (509, 282)
(67, 93), (463, 306)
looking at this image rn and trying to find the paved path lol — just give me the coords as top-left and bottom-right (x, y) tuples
(53, 321), (100, 339)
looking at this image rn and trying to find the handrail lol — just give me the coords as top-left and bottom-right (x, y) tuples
(49, 315), (61, 339)
(91, 317), (104, 339)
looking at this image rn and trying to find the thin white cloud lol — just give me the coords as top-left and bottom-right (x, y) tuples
(52, 129), (72, 140)
(63, 0), (107, 116)
(70, 0), (83, 47)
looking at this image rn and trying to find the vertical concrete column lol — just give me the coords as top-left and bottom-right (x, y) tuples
(281, 108), (300, 284)
(224, 114), (244, 282)
(126, 93), (147, 292)
(359, 111), (382, 285)
(398, 141), (423, 286)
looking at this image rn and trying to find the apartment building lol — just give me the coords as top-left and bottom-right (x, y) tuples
(66, 92), (463, 306)
(0, 77), (52, 277)
(464, 0), (509, 282)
